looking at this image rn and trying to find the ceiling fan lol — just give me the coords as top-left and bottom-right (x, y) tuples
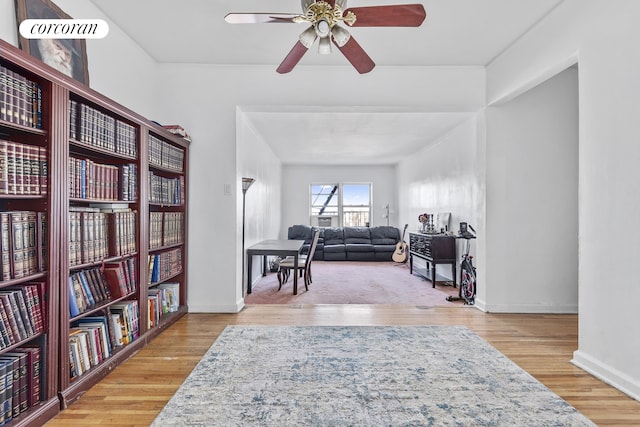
(225, 0), (426, 74)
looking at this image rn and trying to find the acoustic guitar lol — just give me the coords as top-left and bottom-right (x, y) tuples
(392, 224), (409, 263)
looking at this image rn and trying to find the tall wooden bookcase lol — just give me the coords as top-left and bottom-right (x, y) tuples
(0, 39), (189, 424)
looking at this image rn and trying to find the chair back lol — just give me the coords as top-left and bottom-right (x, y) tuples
(305, 229), (320, 273)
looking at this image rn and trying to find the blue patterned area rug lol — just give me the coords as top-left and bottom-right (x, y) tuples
(151, 326), (595, 426)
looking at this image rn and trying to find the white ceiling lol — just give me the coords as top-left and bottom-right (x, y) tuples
(89, 0), (564, 165)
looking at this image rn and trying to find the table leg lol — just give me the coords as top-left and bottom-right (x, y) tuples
(262, 255), (267, 276)
(431, 264), (436, 288)
(247, 252), (253, 294)
(293, 255), (299, 295)
(452, 262), (457, 288)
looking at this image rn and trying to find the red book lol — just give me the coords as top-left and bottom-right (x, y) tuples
(102, 263), (127, 298)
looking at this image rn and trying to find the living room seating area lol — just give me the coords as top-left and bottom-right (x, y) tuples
(287, 225), (401, 262)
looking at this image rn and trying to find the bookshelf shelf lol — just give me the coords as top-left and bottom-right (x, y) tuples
(0, 120), (47, 136)
(1, 39), (189, 424)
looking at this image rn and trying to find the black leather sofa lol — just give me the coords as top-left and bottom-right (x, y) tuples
(287, 225), (401, 261)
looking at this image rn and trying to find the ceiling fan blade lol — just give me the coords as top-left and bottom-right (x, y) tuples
(224, 13), (301, 24)
(331, 29), (375, 74)
(344, 4), (426, 27)
(277, 41), (309, 73)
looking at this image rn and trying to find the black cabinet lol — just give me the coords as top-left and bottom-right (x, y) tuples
(409, 232), (456, 287)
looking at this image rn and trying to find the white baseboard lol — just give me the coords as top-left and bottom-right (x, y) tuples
(482, 303), (578, 314)
(188, 300), (244, 313)
(572, 349), (640, 401)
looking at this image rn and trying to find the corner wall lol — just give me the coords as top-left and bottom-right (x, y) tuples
(485, 67), (578, 313)
(396, 116), (486, 300)
(487, 0), (640, 401)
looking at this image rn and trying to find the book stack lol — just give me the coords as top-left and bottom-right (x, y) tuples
(148, 172), (184, 205)
(0, 283), (45, 348)
(68, 207), (137, 266)
(68, 268), (113, 318)
(0, 66), (42, 129)
(148, 248), (182, 285)
(147, 282), (179, 328)
(148, 134), (184, 172)
(102, 258), (137, 299)
(0, 139), (47, 196)
(0, 345), (42, 423)
(68, 100), (138, 158)
(69, 316), (112, 380)
(109, 300), (139, 346)
(0, 211), (46, 281)
(149, 212), (184, 249)
(69, 157), (136, 201)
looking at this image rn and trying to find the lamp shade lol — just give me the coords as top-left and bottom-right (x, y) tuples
(242, 177), (255, 193)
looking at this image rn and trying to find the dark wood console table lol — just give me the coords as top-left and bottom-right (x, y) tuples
(408, 232), (456, 287)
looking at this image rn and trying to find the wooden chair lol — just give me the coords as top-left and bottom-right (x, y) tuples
(277, 229), (320, 292)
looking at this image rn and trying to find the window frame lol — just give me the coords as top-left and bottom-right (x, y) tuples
(309, 182), (372, 227)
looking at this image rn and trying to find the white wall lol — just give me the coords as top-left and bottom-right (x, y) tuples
(486, 67), (578, 313)
(487, 0), (640, 401)
(397, 117), (486, 289)
(234, 109), (282, 308)
(0, 0), (159, 117)
(281, 164), (397, 234)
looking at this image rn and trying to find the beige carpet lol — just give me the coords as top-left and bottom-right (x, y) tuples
(244, 261), (461, 305)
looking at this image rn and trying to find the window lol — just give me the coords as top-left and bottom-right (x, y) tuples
(310, 183), (371, 227)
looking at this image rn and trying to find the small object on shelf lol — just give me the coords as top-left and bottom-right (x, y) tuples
(161, 124), (192, 142)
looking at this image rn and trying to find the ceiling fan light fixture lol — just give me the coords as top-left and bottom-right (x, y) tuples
(299, 25), (318, 48)
(315, 19), (331, 37)
(318, 35), (332, 54)
(331, 24), (351, 47)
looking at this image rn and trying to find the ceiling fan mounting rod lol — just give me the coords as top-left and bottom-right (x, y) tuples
(294, 1), (356, 28)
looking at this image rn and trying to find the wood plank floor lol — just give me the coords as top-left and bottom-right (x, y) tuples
(44, 305), (640, 426)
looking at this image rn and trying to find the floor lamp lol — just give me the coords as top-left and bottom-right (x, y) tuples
(242, 177), (255, 296)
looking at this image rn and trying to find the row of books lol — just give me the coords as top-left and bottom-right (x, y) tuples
(0, 65), (42, 129)
(0, 283), (44, 349)
(68, 259), (137, 318)
(69, 100), (138, 158)
(69, 208), (137, 267)
(149, 134), (184, 173)
(148, 248), (182, 285)
(69, 301), (139, 381)
(69, 157), (137, 201)
(0, 139), (47, 196)
(149, 212), (184, 249)
(148, 282), (180, 329)
(148, 172), (184, 206)
(0, 345), (41, 424)
(1, 211), (46, 281)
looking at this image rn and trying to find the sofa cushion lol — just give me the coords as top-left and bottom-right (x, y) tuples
(346, 243), (374, 252)
(344, 227), (371, 244)
(370, 226), (401, 245)
(373, 244), (397, 253)
(323, 244), (346, 254)
(323, 227), (345, 245)
(288, 224), (314, 243)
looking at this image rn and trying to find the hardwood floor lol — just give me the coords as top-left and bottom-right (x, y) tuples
(44, 305), (640, 426)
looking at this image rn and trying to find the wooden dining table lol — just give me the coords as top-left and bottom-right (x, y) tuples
(246, 239), (305, 295)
